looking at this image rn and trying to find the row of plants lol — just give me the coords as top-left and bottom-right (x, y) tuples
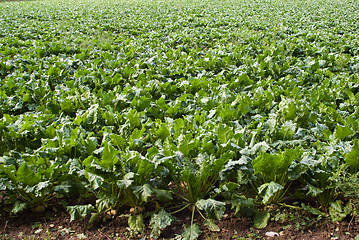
(1, 0), (359, 238)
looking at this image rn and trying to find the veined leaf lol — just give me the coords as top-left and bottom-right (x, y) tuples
(230, 195), (255, 217)
(85, 172), (105, 190)
(329, 200), (350, 222)
(96, 196), (117, 213)
(118, 172), (134, 188)
(258, 182), (284, 204)
(196, 199), (225, 220)
(67, 204), (95, 222)
(100, 143), (120, 170)
(334, 125), (353, 140)
(150, 209), (175, 239)
(180, 224), (201, 240)
(134, 183), (153, 202)
(16, 163), (40, 187)
(128, 214), (145, 233)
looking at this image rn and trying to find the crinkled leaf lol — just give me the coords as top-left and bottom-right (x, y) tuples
(196, 199), (225, 220)
(96, 196), (117, 213)
(150, 209), (175, 239)
(279, 120), (296, 139)
(133, 183), (153, 202)
(307, 184), (323, 197)
(141, 183), (153, 202)
(247, 142), (270, 155)
(128, 214), (145, 233)
(329, 200), (351, 222)
(258, 182), (284, 204)
(118, 172), (134, 188)
(86, 172), (104, 190)
(288, 163), (309, 180)
(54, 183), (73, 195)
(67, 204), (95, 222)
(11, 201), (28, 214)
(180, 223), (201, 240)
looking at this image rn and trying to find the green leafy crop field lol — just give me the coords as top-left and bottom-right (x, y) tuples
(1, 0), (359, 238)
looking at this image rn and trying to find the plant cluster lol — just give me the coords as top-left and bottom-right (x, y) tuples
(1, 0), (359, 238)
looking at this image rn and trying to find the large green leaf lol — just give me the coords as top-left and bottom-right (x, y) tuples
(96, 196), (117, 213)
(178, 134), (195, 157)
(254, 211), (270, 229)
(100, 143), (120, 170)
(196, 199), (226, 220)
(258, 182), (284, 204)
(128, 214), (145, 233)
(230, 195), (255, 217)
(16, 163), (40, 187)
(329, 200), (351, 222)
(133, 183), (153, 202)
(85, 172), (105, 190)
(252, 152), (276, 180)
(334, 125), (353, 140)
(180, 224), (201, 240)
(67, 204), (95, 222)
(153, 189), (173, 202)
(345, 140), (359, 173)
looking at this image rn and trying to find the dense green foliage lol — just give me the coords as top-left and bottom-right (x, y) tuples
(1, 0), (359, 238)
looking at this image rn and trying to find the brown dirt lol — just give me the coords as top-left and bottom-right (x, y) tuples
(1, 203), (358, 240)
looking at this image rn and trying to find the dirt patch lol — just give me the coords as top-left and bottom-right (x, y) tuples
(1, 204), (358, 240)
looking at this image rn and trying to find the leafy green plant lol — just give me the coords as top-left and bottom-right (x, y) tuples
(0, 151), (68, 214)
(1, 0), (359, 236)
(252, 148), (306, 204)
(345, 139), (359, 173)
(330, 164), (359, 221)
(68, 139), (159, 233)
(303, 147), (342, 211)
(154, 149), (230, 238)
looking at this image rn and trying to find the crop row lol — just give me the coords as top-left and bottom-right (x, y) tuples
(1, 0), (359, 238)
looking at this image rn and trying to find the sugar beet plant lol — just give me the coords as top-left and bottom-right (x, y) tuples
(1, 0), (359, 238)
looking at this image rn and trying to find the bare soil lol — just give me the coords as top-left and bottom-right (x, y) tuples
(1, 202), (358, 240)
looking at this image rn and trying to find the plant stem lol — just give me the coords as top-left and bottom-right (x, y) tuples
(278, 202), (302, 210)
(170, 203), (191, 215)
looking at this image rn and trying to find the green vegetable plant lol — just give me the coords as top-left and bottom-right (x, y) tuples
(0, 151), (67, 214)
(252, 147), (305, 205)
(70, 137), (158, 234)
(332, 164), (359, 222)
(302, 145), (341, 212)
(1, 0), (359, 236)
(154, 146), (230, 239)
